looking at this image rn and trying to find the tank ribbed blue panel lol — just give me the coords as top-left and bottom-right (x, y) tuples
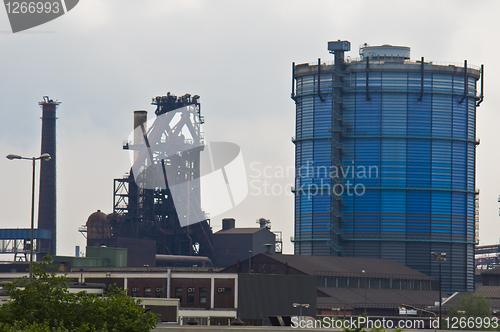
(293, 62), (478, 292)
(340, 69), (477, 292)
(294, 73), (336, 255)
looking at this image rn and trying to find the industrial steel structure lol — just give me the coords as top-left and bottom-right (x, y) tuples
(476, 244), (500, 270)
(292, 40), (483, 292)
(108, 93), (214, 261)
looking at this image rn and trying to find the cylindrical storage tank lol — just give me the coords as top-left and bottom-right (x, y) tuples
(293, 43), (481, 293)
(293, 62), (338, 256)
(85, 210), (111, 240)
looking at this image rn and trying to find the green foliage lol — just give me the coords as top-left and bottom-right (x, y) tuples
(449, 294), (491, 319)
(447, 294), (493, 330)
(0, 256), (156, 332)
(343, 313), (367, 332)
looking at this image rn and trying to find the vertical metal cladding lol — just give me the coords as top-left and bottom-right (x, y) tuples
(293, 43), (481, 293)
(37, 97), (60, 258)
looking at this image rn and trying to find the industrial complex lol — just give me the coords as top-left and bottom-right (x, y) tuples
(3, 39), (500, 326)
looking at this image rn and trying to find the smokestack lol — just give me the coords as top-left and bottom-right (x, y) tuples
(133, 110), (147, 162)
(222, 218), (235, 230)
(37, 96), (60, 259)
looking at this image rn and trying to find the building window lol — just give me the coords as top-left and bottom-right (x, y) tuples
(156, 287), (164, 298)
(131, 287), (139, 297)
(380, 279), (391, 289)
(187, 287), (195, 304)
(370, 278), (381, 289)
(144, 287), (151, 297)
(199, 287), (207, 304)
(401, 280), (411, 290)
(337, 277), (348, 288)
(175, 287), (182, 302)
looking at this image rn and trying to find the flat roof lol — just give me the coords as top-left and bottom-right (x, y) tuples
(317, 287), (438, 309)
(214, 228), (266, 235)
(266, 254), (435, 280)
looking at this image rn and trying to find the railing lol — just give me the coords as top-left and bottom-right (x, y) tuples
(343, 235), (475, 245)
(299, 58), (481, 71)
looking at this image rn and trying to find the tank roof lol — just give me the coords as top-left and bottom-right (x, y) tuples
(360, 44), (410, 60)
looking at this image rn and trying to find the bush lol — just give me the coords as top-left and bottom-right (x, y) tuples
(0, 256), (156, 331)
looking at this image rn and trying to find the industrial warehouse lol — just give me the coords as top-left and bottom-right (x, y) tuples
(2, 38), (500, 328)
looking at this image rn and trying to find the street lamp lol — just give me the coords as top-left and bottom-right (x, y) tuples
(362, 269), (367, 314)
(431, 252), (446, 329)
(293, 303), (310, 319)
(6, 153), (51, 282)
(248, 250), (252, 274)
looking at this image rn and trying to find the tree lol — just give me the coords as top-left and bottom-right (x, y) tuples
(0, 256), (156, 331)
(448, 293), (492, 330)
(449, 294), (491, 319)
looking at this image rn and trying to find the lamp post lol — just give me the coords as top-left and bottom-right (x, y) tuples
(293, 303), (310, 319)
(431, 252), (446, 329)
(248, 250), (252, 273)
(362, 269), (367, 315)
(6, 153), (51, 282)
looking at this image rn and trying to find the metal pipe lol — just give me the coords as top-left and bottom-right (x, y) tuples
(29, 157), (35, 282)
(432, 252), (446, 329)
(477, 64), (484, 106)
(366, 57), (371, 101)
(364, 275), (367, 314)
(133, 110), (147, 162)
(460, 60), (468, 104)
(318, 58), (325, 102)
(439, 258), (442, 329)
(248, 250), (252, 273)
(167, 268), (171, 298)
(418, 56), (424, 101)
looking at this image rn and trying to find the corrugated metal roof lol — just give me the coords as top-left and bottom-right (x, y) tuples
(317, 287), (438, 309)
(214, 228), (265, 235)
(476, 286), (500, 299)
(480, 267), (500, 275)
(265, 254), (435, 279)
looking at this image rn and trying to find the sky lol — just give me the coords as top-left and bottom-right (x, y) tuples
(1, 0), (499, 257)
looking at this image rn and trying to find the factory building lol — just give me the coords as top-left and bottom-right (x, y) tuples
(223, 253), (438, 318)
(0, 267), (315, 326)
(292, 40), (484, 293)
(213, 218), (281, 267)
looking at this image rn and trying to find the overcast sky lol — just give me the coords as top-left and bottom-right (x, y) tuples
(1, 0), (499, 257)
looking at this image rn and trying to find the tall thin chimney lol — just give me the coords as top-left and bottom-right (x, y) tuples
(133, 110), (147, 162)
(37, 96), (60, 259)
